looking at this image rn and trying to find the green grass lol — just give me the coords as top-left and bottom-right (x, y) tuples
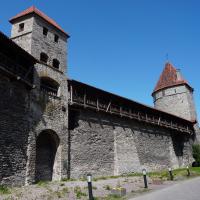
(189, 167), (200, 174)
(92, 167), (200, 182)
(36, 180), (49, 186)
(93, 195), (125, 200)
(147, 167), (200, 180)
(103, 194), (125, 200)
(74, 186), (87, 199)
(61, 178), (76, 182)
(0, 185), (11, 195)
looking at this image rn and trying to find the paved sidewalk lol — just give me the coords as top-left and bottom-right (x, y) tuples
(130, 177), (200, 200)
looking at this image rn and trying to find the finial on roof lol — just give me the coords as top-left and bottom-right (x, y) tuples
(166, 53), (169, 62)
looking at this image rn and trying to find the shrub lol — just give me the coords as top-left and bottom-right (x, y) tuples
(104, 185), (111, 190)
(0, 185), (11, 194)
(192, 144), (200, 166)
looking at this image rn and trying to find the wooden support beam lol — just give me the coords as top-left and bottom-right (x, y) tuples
(170, 120), (173, 128)
(145, 113), (148, 121)
(158, 117), (161, 125)
(120, 106), (122, 116)
(23, 65), (33, 80)
(97, 98), (99, 111)
(138, 112), (140, 120)
(106, 102), (111, 112)
(152, 116), (155, 123)
(84, 92), (86, 108)
(129, 109), (132, 118)
(70, 85), (73, 104)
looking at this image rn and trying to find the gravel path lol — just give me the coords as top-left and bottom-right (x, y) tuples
(0, 176), (177, 200)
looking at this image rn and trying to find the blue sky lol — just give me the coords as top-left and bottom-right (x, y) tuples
(1, 0), (200, 121)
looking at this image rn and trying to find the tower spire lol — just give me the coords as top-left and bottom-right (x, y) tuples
(152, 62), (196, 122)
(153, 62), (192, 94)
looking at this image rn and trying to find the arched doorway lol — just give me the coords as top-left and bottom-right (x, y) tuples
(35, 130), (59, 182)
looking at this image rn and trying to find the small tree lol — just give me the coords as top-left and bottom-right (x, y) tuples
(192, 144), (200, 166)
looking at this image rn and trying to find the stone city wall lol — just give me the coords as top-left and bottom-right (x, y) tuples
(0, 75), (31, 186)
(69, 108), (193, 179)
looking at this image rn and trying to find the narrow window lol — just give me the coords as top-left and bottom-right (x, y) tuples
(43, 27), (48, 36)
(54, 34), (59, 43)
(53, 59), (60, 69)
(162, 90), (165, 96)
(18, 23), (24, 32)
(40, 53), (48, 64)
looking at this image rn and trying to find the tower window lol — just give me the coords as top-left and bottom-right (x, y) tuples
(43, 27), (48, 36)
(54, 34), (59, 43)
(40, 53), (48, 64)
(18, 23), (24, 32)
(53, 59), (60, 69)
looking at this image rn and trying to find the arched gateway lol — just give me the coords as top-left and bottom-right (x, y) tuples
(35, 130), (60, 182)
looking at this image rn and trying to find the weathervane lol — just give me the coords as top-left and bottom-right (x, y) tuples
(166, 53), (169, 62)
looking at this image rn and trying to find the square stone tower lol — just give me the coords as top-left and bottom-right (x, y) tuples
(9, 6), (70, 184)
(10, 6), (69, 73)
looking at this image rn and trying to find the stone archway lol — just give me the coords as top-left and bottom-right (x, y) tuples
(35, 130), (59, 182)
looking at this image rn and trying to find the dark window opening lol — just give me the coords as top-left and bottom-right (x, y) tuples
(52, 59), (60, 69)
(162, 90), (165, 96)
(54, 34), (59, 43)
(43, 27), (48, 36)
(40, 77), (59, 97)
(40, 53), (48, 64)
(18, 23), (24, 32)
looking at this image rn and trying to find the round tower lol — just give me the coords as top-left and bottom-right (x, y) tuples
(152, 62), (197, 122)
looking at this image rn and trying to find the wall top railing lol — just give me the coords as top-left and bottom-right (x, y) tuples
(0, 52), (33, 85)
(68, 79), (194, 135)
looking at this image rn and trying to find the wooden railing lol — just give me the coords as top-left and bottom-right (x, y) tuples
(0, 52), (33, 84)
(40, 85), (61, 100)
(68, 84), (193, 134)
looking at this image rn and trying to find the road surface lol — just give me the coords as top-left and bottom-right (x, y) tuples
(130, 177), (200, 200)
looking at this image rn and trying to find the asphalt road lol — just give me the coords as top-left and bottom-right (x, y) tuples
(130, 177), (200, 200)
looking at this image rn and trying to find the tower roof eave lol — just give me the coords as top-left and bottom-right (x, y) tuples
(9, 6), (70, 38)
(152, 82), (194, 96)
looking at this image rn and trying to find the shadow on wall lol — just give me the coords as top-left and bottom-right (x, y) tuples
(0, 62), (61, 185)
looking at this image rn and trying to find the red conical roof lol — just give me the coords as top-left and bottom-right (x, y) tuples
(9, 6), (69, 37)
(153, 62), (192, 93)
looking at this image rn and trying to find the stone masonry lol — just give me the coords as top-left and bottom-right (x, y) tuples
(69, 109), (193, 179)
(153, 85), (197, 122)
